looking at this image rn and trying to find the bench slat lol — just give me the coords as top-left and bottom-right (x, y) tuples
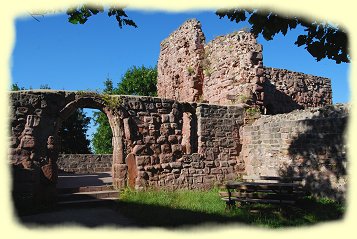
(226, 183), (302, 191)
(219, 191), (304, 200)
(242, 175), (304, 182)
(221, 197), (296, 205)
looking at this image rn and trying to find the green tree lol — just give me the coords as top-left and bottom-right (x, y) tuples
(216, 9), (349, 64)
(58, 108), (92, 154)
(92, 66), (157, 154)
(117, 65), (158, 96)
(91, 79), (116, 154)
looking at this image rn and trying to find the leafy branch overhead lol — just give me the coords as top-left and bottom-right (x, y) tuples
(216, 9), (349, 64)
(66, 5), (137, 28)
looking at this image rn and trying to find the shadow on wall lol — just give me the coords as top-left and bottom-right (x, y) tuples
(278, 106), (348, 202)
(263, 81), (304, 115)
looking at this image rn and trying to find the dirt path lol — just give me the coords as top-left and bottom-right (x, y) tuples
(19, 204), (136, 228)
(18, 172), (136, 228)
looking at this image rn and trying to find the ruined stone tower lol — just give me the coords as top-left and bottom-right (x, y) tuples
(157, 19), (332, 114)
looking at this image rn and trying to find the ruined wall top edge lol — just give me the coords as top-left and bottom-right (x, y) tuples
(256, 103), (349, 122)
(206, 30), (258, 46)
(264, 67), (331, 82)
(160, 18), (204, 46)
(9, 90), (249, 109)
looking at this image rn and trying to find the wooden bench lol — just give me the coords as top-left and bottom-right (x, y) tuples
(219, 175), (306, 209)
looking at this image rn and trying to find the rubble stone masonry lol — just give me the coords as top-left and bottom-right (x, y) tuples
(241, 104), (348, 201)
(9, 20), (346, 210)
(264, 67), (332, 114)
(157, 19), (205, 102)
(157, 19), (332, 113)
(9, 91), (246, 206)
(57, 154), (112, 173)
(203, 32), (264, 105)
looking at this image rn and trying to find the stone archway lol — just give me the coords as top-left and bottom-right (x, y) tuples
(56, 95), (126, 189)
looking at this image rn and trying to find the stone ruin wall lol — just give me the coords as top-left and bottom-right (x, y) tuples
(196, 104), (245, 184)
(120, 98), (245, 190)
(157, 19), (205, 102)
(241, 104), (348, 201)
(57, 154), (112, 174)
(9, 20), (344, 208)
(9, 91), (246, 206)
(203, 32), (264, 105)
(264, 67), (333, 114)
(157, 19), (332, 114)
(9, 89), (348, 207)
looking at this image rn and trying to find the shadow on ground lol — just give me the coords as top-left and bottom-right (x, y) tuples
(18, 198), (344, 229)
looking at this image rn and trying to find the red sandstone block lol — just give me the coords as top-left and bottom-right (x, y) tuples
(136, 156), (151, 166)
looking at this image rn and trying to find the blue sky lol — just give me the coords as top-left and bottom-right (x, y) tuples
(11, 10), (350, 144)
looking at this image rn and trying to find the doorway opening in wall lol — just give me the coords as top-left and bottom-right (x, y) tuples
(181, 112), (198, 154)
(56, 108), (117, 205)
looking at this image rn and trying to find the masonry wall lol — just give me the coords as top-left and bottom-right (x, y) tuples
(9, 91), (247, 201)
(241, 104), (348, 201)
(57, 154), (112, 173)
(203, 32), (264, 105)
(264, 67), (333, 114)
(157, 19), (205, 102)
(120, 97), (246, 190)
(157, 19), (333, 113)
(197, 104), (245, 182)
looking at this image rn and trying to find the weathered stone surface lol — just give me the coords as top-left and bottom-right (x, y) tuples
(159, 153), (173, 164)
(136, 156), (151, 166)
(241, 104), (349, 202)
(157, 19), (205, 102)
(8, 20), (345, 209)
(170, 162), (183, 169)
(157, 19), (332, 114)
(203, 31), (264, 105)
(264, 67), (332, 114)
(58, 154), (113, 173)
(161, 144), (172, 154)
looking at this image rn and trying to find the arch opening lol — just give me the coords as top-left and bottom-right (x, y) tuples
(54, 96), (126, 204)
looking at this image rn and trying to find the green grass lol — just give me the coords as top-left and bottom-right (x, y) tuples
(114, 187), (345, 228)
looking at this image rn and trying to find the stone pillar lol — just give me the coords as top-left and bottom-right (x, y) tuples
(109, 113), (127, 189)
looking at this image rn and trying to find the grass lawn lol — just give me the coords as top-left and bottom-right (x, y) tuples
(114, 187), (345, 228)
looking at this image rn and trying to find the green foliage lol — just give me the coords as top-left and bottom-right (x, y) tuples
(92, 66), (158, 154)
(92, 110), (113, 154)
(58, 108), (92, 154)
(101, 94), (122, 111)
(245, 106), (261, 118)
(120, 187), (225, 214)
(66, 5), (137, 28)
(216, 9), (349, 63)
(203, 68), (212, 77)
(187, 66), (194, 75)
(117, 65), (158, 96)
(10, 83), (25, 91)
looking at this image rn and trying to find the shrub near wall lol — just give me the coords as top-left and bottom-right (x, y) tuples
(57, 154), (112, 173)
